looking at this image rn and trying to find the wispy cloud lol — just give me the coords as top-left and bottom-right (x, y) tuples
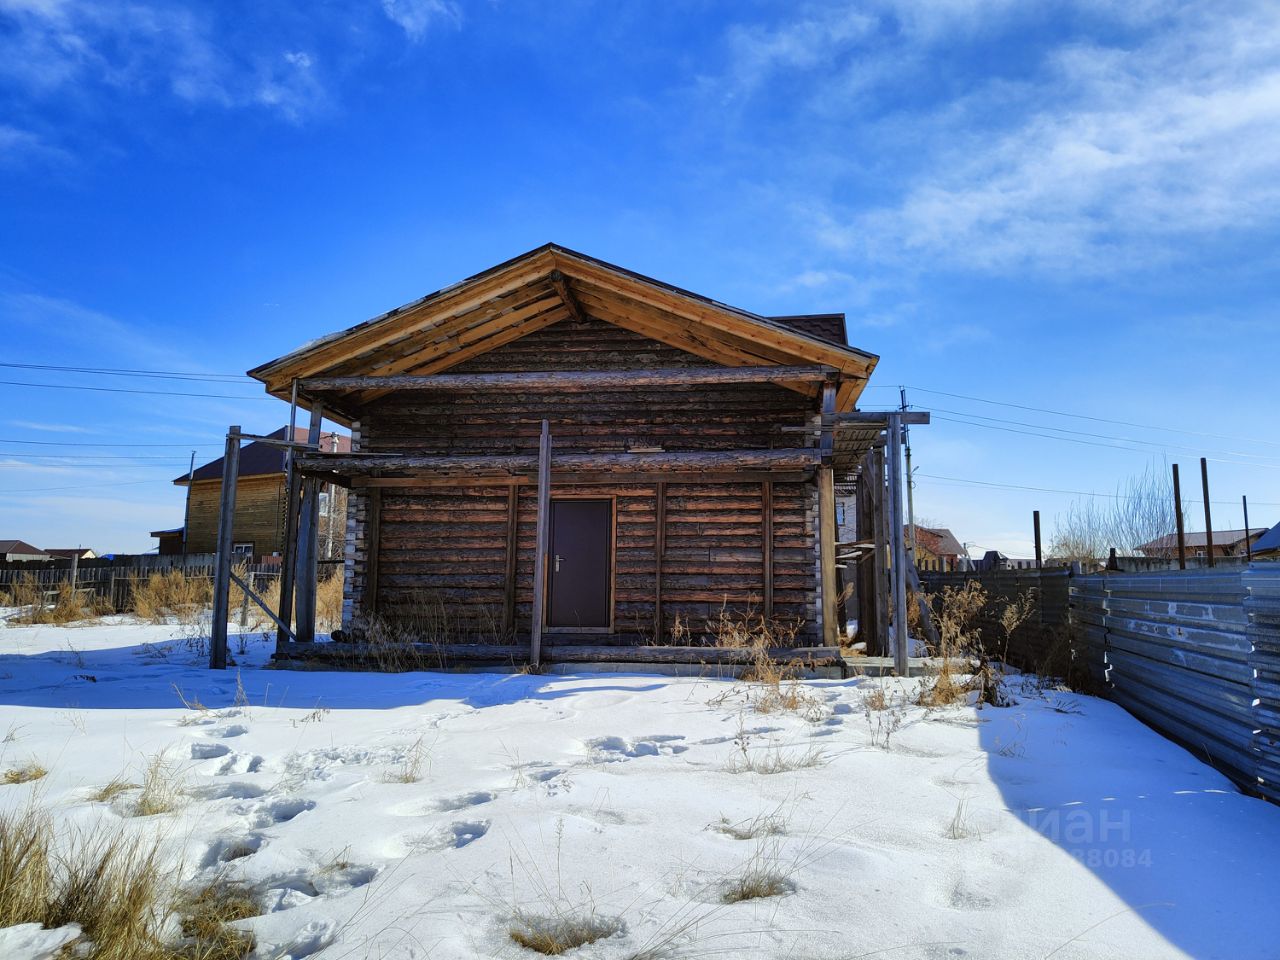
(380, 0), (462, 42)
(7, 419), (92, 433)
(1, 291), (190, 367)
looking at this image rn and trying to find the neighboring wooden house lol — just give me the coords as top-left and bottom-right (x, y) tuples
(1136, 528), (1268, 559)
(0, 539), (49, 562)
(911, 526), (963, 571)
(247, 244), (902, 666)
(1251, 525), (1280, 559)
(157, 426), (349, 559)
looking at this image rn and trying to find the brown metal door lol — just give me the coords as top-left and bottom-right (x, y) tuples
(547, 499), (612, 628)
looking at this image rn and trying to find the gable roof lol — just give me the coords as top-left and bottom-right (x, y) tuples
(176, 426), (350, 484)
(248, 244), (878, 421)
(1248, 525), (1280, 554)
(1137, 528), (1265, 552)
(0, 539), (46, 557)
(913, 526), (964, 558)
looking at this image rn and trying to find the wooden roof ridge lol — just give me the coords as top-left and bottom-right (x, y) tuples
(246, 244), (879, 396)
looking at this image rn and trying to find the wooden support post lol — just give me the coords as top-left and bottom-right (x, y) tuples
(820, 383), (837, 457)
(365, 486), (382, 619)
(210, 425), (242, 670)
(886, 414), (909, 676)
(1244, 495), (1253, 563)
(293, 406), (324, 643)
(871, 445), (889, 657)
(1200, 457), (1215, 568)
(1172, 463), (1186, 570)
(503, 485), (518, 635)
(1033, 510), (1042, 570)
(275, 461), (302, 648)
(654, 481), (666, 640)
(761, 480), (773, 619)
(855, 454), (877, 650)
(530, 420), (552, 666)
(818, 465), (839, 647)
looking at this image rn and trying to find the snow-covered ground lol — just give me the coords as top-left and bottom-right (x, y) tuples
(2, 617), (1278, 960)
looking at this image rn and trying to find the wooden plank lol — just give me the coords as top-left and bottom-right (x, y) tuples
(871, 446), (889, 656)
(299, 448), (822, 477)
(762, 480), (774, 618)
(210, 426), (241, 670)
(530, 420), (552, 666)
(301, 365), (836, 393)
(654, 481), (666, 640)
(835, 411), (930, 426)
(503, 484), (519, 635)
(547, 644), (844, 666)
(350, 471), (811, 489)
(887, 414), (909, 675)
(293, 406), (324, 643)
(274, 465), (302, 649)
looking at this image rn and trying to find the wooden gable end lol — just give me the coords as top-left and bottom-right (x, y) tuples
(248, 244), (878, 421)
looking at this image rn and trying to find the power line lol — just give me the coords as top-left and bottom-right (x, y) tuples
(0, 478), (173, 495)
(0, 451), (197, 461)
(0, 362), (251, 383)
(929, 408), (1280, 466)
(0, 438), (221, 448)
(865, 383), (1280, 448)
(931, 414), (1280, 470)
(0, 379), (272, 400)
(914, 471), (1280, 508)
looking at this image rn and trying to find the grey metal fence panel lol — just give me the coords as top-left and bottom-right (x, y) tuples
(1246, 567), (1280, 803)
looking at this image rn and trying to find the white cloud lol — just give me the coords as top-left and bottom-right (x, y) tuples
(0, 123), (68, 164)
(380, 0), (461, 42)
(815, 3), (1280, 273)
(7, 420), (92, 433)
(0, 0), (326, 120)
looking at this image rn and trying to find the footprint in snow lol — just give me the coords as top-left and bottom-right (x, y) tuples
(236, 797), (316, 829)
(588, 735), (688, 760)
(407, 820), (490, 852)
(216, 753), (263, 776)
(190, 781), (266, 801)
(190, 742), (231, 760)
(213, 723), (249, 738)
(201, 833), (265, 868)
(434, 790), (496, 812)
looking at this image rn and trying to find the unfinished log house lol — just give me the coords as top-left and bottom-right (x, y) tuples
(247, 245), (911, 670)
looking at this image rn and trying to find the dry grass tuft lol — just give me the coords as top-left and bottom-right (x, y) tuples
(708, 604), (824, 719)
(2, 762), (47, 785)
(130, 750), (186, 817)
(382, 735), (428, 784)
(2, 576), (102, 625)
(91, 776), (138, 804)
(0, 805), (257, 960)
(315, 571), (344, 633)
(130, 570), (211, 624)
(508, 912), (621, 955)
(713, 810), (787, 841)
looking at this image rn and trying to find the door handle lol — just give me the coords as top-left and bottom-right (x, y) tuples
(554, 555), (564, 572)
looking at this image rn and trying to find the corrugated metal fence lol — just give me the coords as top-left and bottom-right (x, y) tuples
(920, 565), (1280, 804)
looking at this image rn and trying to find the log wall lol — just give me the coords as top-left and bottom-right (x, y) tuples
(342, 315), (821, 644)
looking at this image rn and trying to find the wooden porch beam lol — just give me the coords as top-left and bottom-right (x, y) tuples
(530, 420), (552, 667)
(298, 448), (822, 477)
(835, 411), (930, 426)
(300, 365), (838, 394)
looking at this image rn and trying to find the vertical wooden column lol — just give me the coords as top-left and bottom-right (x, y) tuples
(1200, 457), (1215, 568)
(855, 454), (877, 650)
(210, 425), (242, 670)
(761, 480), (774, 619)
(293, 405), (324, 643)
(886, 414), (909, 676)
(654, 481), (666, 640)
(1172, 463), (1186, 569)
(817, 383), (839, 646)
(530, 420), (552, 666)
(818, 466), (839, 646)
(503, 484), (519, 635)
(871, 445), (889, 656)
(275, 466), (301, 649)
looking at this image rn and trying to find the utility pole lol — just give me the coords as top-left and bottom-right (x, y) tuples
(1243, 495), (1253, 563)
(181, 449), (196, 559)
(1172, 463), (1186, 570)
(900, 387), (917, 561)
(1200, 458), (1215, 568)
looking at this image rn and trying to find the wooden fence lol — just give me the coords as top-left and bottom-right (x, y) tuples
(922, 565), (1280, 804)
(1, 556), (341, 614)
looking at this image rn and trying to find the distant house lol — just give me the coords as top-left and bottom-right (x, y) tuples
(1250, 525), (1280, 559)
(911, 526), (964, 571)
(152, 426), (350, 560)
(0, 539), (49, 562)
(45, 547), (97, 561)
(1136, 528), (1269, 559)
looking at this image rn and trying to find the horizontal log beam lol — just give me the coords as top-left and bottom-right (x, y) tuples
(299, 448), (821, 477)
(275, 641), (843, 667)
(299, 365), (838, 394)
(350, 470), (811, 489)
(835, 411), (930, 426)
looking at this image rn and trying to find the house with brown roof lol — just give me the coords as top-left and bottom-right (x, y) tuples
(0, 539), (49, 562)
(1136, 528), (1269, 560)
(911, 526), (965, 571)
(152, 426), (349, 559)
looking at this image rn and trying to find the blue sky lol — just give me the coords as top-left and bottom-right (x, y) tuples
(1, 0), (1277, 555)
